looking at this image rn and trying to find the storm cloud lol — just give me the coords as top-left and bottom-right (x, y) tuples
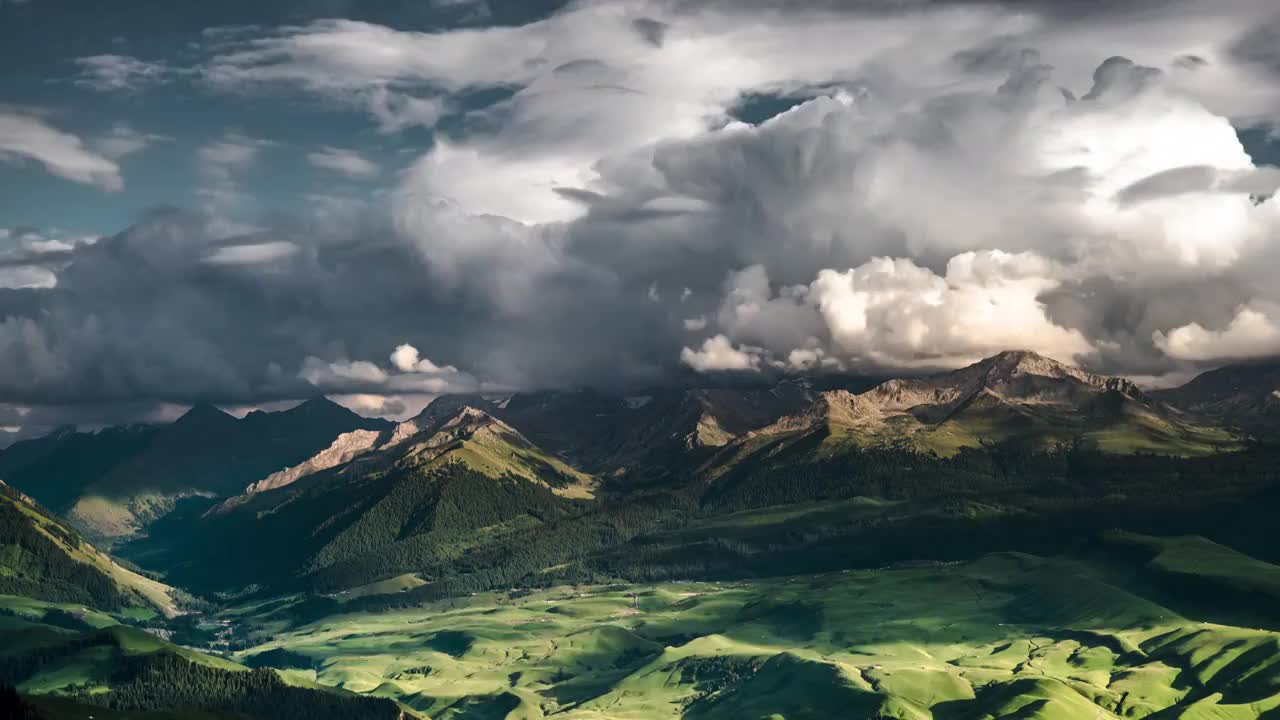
(3, 0), (1280, 431)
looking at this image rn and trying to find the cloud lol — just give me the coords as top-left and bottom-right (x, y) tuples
(807, 252), (1094, 369)
(197, 132), (271, 182)
(93, 123), (171, 160)
(301, 344), (477, 395)
(73, 55), (173, 92)
(306, 147), (380, 179)
(0, 111), (123, 190)
(196, 132), (275, 213)
(0, 265), (57, 290)
(15, 2), (1280, 423)
(1154, 303), (1280, 362)
(681, 335), (762, 372)
(390, 343), (457, 374)
(202, 241), (300, 266)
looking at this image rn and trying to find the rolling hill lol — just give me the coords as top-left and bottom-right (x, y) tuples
(0, 618), (410, 720)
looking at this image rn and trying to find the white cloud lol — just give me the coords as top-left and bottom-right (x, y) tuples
(299, 357), (388, 385)
(0, 112), (122, 191)
(73, 54), (172, 92)
(390, 343), (457, 374)
(93, 123), (170, 160)
(0, 266), (57, 290)
(202, 241), (299, 266)
(300, 345), (476, 397)
(306, 146), (380, 179)
(196, 132), (274, 214)
(808, 252), (1094, 369)
(1154, 302), (1280, 362)
(681, 334), (762, 372)
(683, 316), (708, 331)
(367, 88), (448, 133)
(197, 132), (271, 182)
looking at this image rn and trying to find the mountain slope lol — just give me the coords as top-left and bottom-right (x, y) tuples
(0, 481), (178, 617)
(497, 384), (816, 482)
(124, 405), (596, 593)
(1155, 360), (1280, 429)
(712, 351), (1234, 474)
(0, 398), (392, 542)
(0, 425), (159, 517)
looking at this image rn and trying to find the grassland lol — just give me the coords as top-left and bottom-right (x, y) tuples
(214, 539), (1280, 719)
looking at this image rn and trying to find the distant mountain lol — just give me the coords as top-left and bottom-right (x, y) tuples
(0, 480), (178, 617)
(0, 398), (391, 542)
(1154, 360), (1280, 429)
(497, 384), (818, 482)
(0, 425), (158, 516)
(709, 351), (1233, 473)
(126, 405), (595, 593)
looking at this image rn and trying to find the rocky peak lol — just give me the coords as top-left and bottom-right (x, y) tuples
(971, 350), (1089, 384)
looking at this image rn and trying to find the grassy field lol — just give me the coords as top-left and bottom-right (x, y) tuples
(215, 542), (1280, 719)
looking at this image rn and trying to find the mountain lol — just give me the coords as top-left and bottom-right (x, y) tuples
(0, 480), (178, 617)
(496, 384), (818, 482)
(711, 351), (1234, 470)
(1155, 360), (1280, 429)
(0, 398), (392, 542)
(124, 405), (596, 593)
(0, 425), (159, 518)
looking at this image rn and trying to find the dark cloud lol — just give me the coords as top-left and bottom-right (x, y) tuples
(1230, 15), (1280, 75)
(5, 0), (1280, 430)
(631, 17), (669, 47)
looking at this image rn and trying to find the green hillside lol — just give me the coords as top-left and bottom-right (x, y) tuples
(122, 409), (598, 594)
(0, 614), (410, 720)
(0, 482), (177, 618)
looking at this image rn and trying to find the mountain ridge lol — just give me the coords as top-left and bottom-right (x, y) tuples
(727, 350), (1231, 461)
(1, 398), (392, 543)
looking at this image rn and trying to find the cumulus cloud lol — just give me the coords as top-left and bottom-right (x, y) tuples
(681, 335), (762, 372)
(301, 344), (477, 396)
(0, 111), (122, 190)
(808, 253), (1093, 369)
(1154, 303), (1280, 362)
(306, 147), (380, 179)
(390, 344), (458, 374)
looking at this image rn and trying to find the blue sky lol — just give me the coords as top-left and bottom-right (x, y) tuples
(4, 0), (1280, 437)
(0, 0), (566, 233)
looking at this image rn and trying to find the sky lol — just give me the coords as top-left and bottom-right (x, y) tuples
(4, 0), (1280, 439)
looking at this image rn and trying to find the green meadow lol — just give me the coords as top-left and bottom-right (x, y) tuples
(211, 534), (1280, 719)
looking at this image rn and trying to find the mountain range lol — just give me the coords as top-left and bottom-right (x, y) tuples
(0, 397), (389, 541)
(2, 350), (1277, 597)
